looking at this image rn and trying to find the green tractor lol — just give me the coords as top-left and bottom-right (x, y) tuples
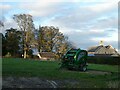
(60, 48), (88, 71)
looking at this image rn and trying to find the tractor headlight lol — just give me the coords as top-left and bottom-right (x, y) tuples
(74, 55), (76, 59)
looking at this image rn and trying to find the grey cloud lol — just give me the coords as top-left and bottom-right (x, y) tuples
(91, 17), (118, 30)
(0, 4), (12, 17)
(2, 18), (18, 34)
(2, 1), (118, 50)
(19, 2), (70, 18)
(49, 4), (117, 32)
(19, 1), (118, 33)
(64, 30), (111, 49)
(68, 32), (118, 49)
(106, 29), (117, 32)
(105, 41), (118, 49)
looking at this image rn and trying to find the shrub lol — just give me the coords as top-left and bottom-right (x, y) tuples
(87, 56), (120, 65)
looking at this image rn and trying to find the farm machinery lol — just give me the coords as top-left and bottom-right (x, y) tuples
(60, 48), (88, 71)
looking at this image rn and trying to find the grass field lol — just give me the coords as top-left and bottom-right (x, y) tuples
(2, 58), (119, 88)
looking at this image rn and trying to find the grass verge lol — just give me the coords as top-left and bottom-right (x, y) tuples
(2, 58), (119, 88)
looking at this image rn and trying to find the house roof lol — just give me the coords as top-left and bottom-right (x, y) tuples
(87, 45), (103, 52)
(87, 45), (119, 55)
(39, 52), (56, 58)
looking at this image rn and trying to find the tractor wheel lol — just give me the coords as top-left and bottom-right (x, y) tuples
(81, 65), (87, 72)
(79, 58), (87, 71)
(79, 65), (87, 72)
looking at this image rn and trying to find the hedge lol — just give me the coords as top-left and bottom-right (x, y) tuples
(87, 56), (120, 65)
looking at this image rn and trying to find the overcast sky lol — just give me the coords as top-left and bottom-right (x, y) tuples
(0, 0), (119, 51)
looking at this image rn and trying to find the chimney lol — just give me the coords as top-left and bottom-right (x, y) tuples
(99, 40), (104, 46)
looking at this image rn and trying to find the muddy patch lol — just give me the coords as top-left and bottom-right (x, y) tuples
(2, 77), (83, 88)
(86, 70), (111, 75)
(2, 70), (112, 88)
(3, 77), (87, 88)
(3, 77), (53, 88)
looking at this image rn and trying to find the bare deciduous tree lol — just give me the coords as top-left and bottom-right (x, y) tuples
(13, 14), (35, 58)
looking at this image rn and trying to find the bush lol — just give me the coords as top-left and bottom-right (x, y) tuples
(87, 56), (120, 65)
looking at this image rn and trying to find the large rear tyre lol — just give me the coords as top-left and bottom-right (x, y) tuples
(79, 58), (87, 71)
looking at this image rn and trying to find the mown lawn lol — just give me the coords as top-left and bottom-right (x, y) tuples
(88, 63), (118, 72)
(2, 58), (119, 88)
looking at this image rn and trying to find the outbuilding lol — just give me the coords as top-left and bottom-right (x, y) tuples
(37, 52), (56, 60)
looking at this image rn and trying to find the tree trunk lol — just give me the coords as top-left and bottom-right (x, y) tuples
(24, 50), (27, 59)
(24, 31), (27, 59)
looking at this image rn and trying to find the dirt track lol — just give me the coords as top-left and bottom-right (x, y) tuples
(86, 69), (111, 75)
(2, 70), (111, 88)
(2, 77), (80, 88)
(3, 77), (55, 88)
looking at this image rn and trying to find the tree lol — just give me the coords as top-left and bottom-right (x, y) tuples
(5, 28), (21, 57)
(35, 26), (44, 52)
(1, 33), (7, 56)
(54, 36), (76, 58)
(37, 26), (62, 52)
(0, 20), (4, 57)
(13, 14), (35, 58)
(37, 26), (75, 58)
